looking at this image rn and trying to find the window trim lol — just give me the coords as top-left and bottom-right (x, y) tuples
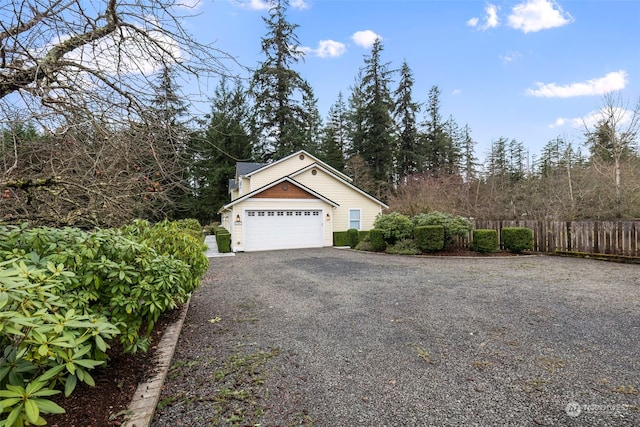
(348, 208), (362, 230)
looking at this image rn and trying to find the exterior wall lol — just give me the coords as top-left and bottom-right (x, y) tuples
(293, 168), (384, 231)
(247, 153), (316, 191)
(229, 198), (333, 252)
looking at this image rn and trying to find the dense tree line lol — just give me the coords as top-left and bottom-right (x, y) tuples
(1, 0), (639, 227)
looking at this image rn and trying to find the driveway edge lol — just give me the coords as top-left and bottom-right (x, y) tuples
(124, 296), (190, 427)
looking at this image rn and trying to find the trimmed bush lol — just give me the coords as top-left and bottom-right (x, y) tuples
(347, 228), (360, 248)
(333, 231), (350, 246)
(412, 211), (472, 248)
(415, 225), (445, 252)
(369, 229), (387, 252)
(472, 229), (499, 253)
(358, 230), (369, 241)
(216, 232), (232, 253)
(385, 238), (421, 255)
(373, 212), (413, 243)
(355, 235), (374, 252)
(501, 227), (534, 253)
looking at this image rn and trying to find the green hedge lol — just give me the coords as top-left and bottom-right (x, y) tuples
(472, 229), (499, 253)
(369, 229), (387, 252)
(215, 232), (232, 253)
(347, 228), (360, 248)
(415, 225), (445, 252)
(333, 231), (350, 246)
(373, 213), (413, 243)
(501, 227), (534, 253)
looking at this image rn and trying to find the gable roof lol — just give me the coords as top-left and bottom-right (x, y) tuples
(289, 162), (389, 209)
(236, 162), (267, 177)
(244, 150), (353, 182)
(220, 176), (339, 212)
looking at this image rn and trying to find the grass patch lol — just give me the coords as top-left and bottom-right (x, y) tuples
(158, 348), (280, 426)
(410, 343), (437, 365)
(472, 360), (493, 370)
(536, 356), (565, 374)
(613, 385), (638, 395)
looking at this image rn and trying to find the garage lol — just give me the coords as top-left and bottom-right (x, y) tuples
(243, 209), (324, 252)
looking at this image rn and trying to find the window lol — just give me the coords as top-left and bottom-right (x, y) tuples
(349, 209), (361, 230)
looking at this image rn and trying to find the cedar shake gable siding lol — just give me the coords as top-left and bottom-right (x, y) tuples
(253, 182), (317, 199)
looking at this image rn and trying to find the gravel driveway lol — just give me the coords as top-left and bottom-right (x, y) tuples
(152, 248), (640, 426)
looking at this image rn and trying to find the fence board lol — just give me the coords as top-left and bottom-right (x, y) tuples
(474, 219), (640, 257)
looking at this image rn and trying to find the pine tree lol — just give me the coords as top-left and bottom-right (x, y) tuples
(250, 0), (318, 161)
(184, 78), (254, 223)
(145, 66), (190, 219)
(355, 38), (396, 187)
(319, 92), (349, 171)
(460, 124), (478, 183)
(393, 60), (421, 179)
(420, 85), (455, 175)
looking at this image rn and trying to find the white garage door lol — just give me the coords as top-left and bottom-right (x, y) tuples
(244, 210), (324, 252)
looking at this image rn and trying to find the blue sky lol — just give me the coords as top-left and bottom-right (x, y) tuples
(181, 0), (639, 162)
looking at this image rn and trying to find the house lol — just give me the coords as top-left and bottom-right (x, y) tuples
(219, 150), (388, 252)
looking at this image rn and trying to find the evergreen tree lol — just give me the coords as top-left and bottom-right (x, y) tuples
(393, 60), (421, 178)
(319, 92), (349, 171)
(420, 85), (457, 175)
(185, 78), (254, 223)
(250, 0), (318, 161)
(355, 38), (396, 187)
(460, 124), (478, 183)
(347, 71), (367, 158)
(508, 138), (527, 181)
(442, 115), (463, 175)
(145, 66), (190, 219)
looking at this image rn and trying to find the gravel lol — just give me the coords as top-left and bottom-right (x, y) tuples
(152, 248), (640, 426)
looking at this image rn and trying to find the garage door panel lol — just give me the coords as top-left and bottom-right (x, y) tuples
(244, 210), (324, 251)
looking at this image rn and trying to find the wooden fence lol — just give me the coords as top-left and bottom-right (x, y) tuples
(474, 220), (640, 257)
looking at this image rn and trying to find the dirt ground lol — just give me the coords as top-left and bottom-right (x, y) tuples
(152, 248), (640, 426)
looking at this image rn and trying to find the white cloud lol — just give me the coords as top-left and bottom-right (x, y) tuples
(452, 89), (462, 95)
(467, 4), (500, 31)
(351, 30), (381, 49)
(549, 118), (566, 128)
(235, 0), (308, 11)
(499, 51), (522, 63)
(576, 107), (634, 130)
(316, 40), (346, 58)
(526, 71), (628, 98)
(299, 39), (346, 58)
(508, 0), (573, 33)
(290, 0), (310, 10)
(238, 0), (271, 11)
(55, 23), (183, 77)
